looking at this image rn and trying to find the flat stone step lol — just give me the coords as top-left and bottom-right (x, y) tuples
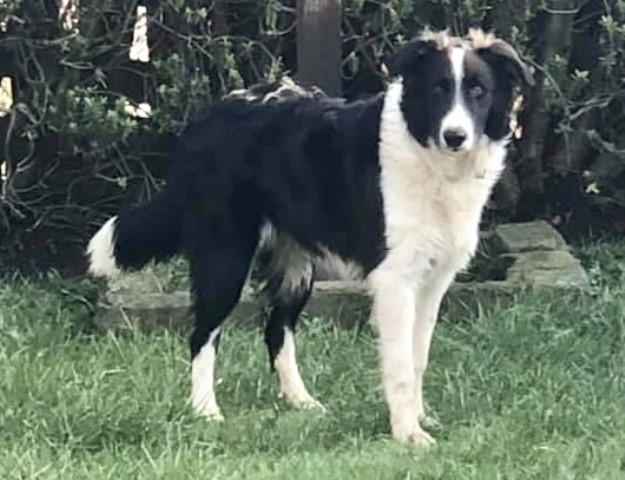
(492, 220), (567, 253)
(97, 280), (509, 332)
(95, 221), (590, 333)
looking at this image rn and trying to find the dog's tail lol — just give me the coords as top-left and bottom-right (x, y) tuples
(86, 186), (182, 278)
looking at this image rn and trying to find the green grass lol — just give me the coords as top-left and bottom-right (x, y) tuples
(1, 243), (625, 479)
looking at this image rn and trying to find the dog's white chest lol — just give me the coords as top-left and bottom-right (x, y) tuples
(380, 163), (493, 268)
(377, 81), (506, 272)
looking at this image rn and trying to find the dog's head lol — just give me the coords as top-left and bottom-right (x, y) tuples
(385, 29), (534, 152)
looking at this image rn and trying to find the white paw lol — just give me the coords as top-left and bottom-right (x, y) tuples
(201, 409), (225, 422)
(190, 395), (224, 422)
(407, 427), (436, 447)
(279, 390), (326, 413)
(392, 419), (436, 447)
(419, 413), (441, 430)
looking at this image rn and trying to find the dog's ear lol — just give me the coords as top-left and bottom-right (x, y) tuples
(383, 39), (436, 78)
(477, 39), (535, 88)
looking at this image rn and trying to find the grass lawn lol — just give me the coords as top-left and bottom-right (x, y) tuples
(1, 243), (625, 479)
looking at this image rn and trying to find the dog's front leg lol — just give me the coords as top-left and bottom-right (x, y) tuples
(369, 266), (434, 446)
(413, 266), (456, 430)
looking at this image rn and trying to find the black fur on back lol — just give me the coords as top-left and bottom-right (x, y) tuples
(106, 78), (386, 276)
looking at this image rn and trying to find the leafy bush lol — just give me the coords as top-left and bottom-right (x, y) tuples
(0, 0), (624, 271)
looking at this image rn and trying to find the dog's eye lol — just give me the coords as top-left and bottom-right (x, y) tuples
(469, 84), (485, 99)
(432, 80), (451, 95)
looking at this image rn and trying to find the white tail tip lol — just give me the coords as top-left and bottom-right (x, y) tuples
(87, 216), (121, 278)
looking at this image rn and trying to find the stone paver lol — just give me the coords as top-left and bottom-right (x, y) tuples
(96, 221), (589, 332)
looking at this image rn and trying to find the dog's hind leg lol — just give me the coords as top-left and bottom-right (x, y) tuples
(188, 224), (259, 421)
(258, 233), (323, 411)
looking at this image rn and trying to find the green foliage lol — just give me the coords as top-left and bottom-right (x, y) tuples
(0, 0), (624, 259)
(0, 0), (288, 247)
(49, 88), (140, 158)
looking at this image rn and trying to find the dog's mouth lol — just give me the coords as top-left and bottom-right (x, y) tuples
(430, 138), (472, 155)
(447, 145), (465, 153)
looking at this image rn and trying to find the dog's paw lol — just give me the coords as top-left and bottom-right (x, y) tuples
(392, 419), (436, 447)
(295, 397), (327, 413)
(419, 413), (441, 430)
(407, 428), (436, 447)
(279, 390), (326, 413)
(202, 410), (225, 422)
(190, 395), (224, 422)
(193, 404), (225, 422)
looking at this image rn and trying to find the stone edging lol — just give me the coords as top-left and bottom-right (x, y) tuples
(96, 221), (589, 332)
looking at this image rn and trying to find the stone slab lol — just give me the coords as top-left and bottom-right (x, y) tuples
(504, 250), (589, 288)
(96, 279), (521, 332)
(492, 220), (567, 253)
(95, 221), (589, 333)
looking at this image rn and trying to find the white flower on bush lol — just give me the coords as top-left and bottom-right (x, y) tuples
(130, 6), (150, 63)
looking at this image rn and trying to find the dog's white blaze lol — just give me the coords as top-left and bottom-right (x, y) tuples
(274, 327), (321, 409)
(87, 216), (121, 278)
(439, 47), (475, 149)
(191, 328), (223, 420)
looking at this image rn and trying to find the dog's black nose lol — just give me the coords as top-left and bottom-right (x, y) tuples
(443, 129), (467, 149)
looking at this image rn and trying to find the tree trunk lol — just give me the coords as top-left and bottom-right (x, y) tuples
(549, 0), (604, 175)
(515, 5), (575, 219)
(296, 0), (342, 96)
(212, 0), (229, 37)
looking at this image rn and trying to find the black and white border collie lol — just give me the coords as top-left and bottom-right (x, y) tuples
(87, 29), (533, 446)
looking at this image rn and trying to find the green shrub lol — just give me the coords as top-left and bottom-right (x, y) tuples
(0, 1), (624, 270)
